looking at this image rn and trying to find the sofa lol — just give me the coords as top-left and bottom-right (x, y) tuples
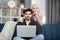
(42, 23), (60, 40)
(0, 23), (4, 32)
(0, 23), (60, 40)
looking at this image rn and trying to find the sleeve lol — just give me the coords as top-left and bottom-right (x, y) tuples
(36, 22), (42, 35)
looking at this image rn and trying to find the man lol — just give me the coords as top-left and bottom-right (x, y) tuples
(13, 8), (44, 40)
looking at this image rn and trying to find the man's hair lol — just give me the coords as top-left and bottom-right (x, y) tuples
(23, 8), (33, 14)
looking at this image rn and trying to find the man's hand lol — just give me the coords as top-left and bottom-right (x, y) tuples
(18, 18), (24, 23)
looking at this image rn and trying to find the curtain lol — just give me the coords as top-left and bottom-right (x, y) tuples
(46, 0), (59, 23)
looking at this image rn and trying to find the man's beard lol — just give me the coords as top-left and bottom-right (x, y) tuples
(25, 18), (30, 20)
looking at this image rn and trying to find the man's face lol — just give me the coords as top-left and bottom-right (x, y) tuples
(24, 11), (32, 20)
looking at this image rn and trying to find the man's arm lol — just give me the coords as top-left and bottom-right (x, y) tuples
(36, 22), (42, 35)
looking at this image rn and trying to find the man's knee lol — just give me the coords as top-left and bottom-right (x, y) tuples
(38, 34), (44, 39)
(13, 37), (18, 40)
(13, 37), (24, 40)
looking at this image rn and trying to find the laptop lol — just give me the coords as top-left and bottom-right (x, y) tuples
(17, 25), (36, 37)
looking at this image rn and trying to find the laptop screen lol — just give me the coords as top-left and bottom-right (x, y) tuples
(17, 25), (36, 37)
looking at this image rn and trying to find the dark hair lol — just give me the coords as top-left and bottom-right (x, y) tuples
(23, 8), (33, 14)
(13, 18), (18, 22)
